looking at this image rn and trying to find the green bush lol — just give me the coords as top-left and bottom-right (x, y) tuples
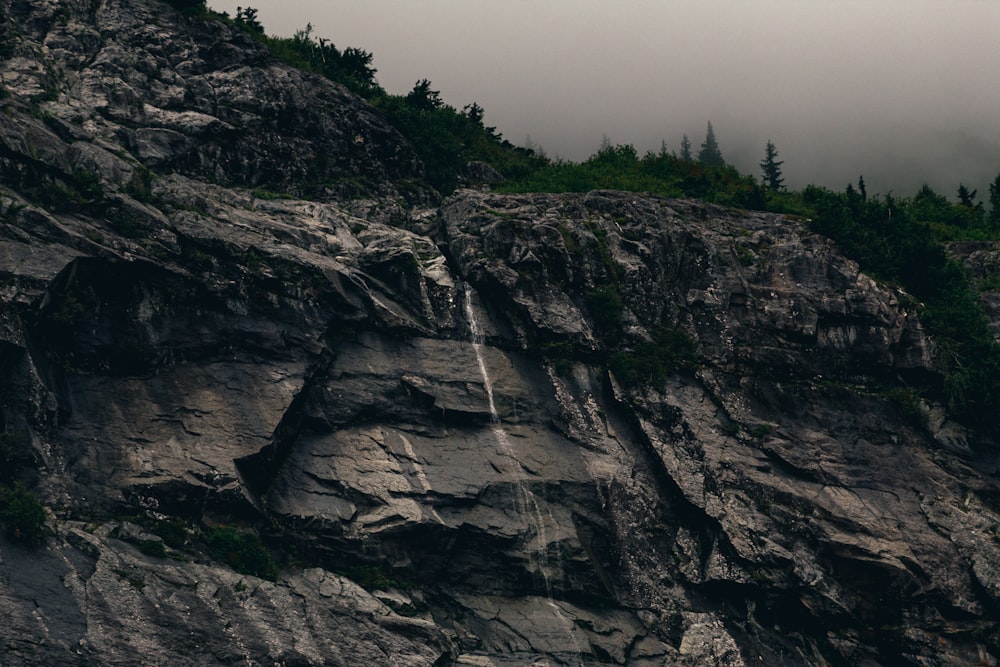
(499, 144), (766, 210)
(345, 564), (397, 591)
(138, 539), (166, 558)
(609, 327), (698, 388)
(533, 340), (576, 376)
(886, 387), (926, 426)
(204, 526), (278, 581)
(150, 517), (190, 550)
(0, 482), (47, 546)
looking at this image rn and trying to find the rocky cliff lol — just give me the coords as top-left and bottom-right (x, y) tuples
(2, 1), (1000, 665)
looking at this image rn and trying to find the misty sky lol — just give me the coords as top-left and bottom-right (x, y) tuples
(207, 0), (1000, 199)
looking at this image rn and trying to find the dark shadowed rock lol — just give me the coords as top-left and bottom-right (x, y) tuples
(0, 0), (999, 665)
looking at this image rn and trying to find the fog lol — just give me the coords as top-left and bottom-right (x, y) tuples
(208, 0), (1000, 199)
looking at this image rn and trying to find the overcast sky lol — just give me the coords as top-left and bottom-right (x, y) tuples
(208, 0), (1000, 198)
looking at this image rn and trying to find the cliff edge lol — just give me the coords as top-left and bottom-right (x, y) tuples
(1, 1), (999, 665)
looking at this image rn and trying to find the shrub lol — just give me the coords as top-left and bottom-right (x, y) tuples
(138, 539), (166, 558)
(204, 526), (278, 581)
(0, 482), (47, 546)
(345, 564), (396, 591)
(886, 387), (926, 426)
(533, 340), (576, 376)
(609, 327), (698, 388)
(150, 517), (190, 550)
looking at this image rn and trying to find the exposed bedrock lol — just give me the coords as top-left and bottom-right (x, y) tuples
(1, 0), (999, 664)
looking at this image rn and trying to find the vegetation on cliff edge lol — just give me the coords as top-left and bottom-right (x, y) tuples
(184, 3), (1000, 433)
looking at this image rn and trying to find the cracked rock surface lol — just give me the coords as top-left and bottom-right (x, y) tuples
(1, 1), (999, 665)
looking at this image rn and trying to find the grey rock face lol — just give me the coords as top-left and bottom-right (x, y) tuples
(1, 0), (421, 197)
(1, 1), (999, 665)
(0, 523), (448, 666)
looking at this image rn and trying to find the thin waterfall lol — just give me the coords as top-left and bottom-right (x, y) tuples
(463, 285), (583, 664)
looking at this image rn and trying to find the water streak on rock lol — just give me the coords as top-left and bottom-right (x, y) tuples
(464, 285), (583, 664)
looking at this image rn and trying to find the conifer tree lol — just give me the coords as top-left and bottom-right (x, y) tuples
(679, 134), (692, 161)
(958, 184), (978, 208)
(235, 6), (264, 32)
(858, 175), (867, 200)
(759, 139), (784, 192)
(697, 122), (725, 167)
(405, 79), (442, 111)
(957, 184), (985, 223)
(989, 172), (1000, 229)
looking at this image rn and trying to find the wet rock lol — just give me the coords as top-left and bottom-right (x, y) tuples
(0, 0), (999, 664)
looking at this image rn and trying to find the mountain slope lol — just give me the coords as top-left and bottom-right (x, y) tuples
(1, 1), (999, 665)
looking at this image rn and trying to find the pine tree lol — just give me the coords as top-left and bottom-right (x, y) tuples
(405, 79), (442, 111)
(235, 6), (264, 32)
(679, 134), (692, 161)
(697, 122), (725, 167)
(958, 184), (978, 208)
(957, 184), (985, 225)
(759, 140), (784, 192)
(858, 175), (867, 200)
(989, 172), (1000, 229)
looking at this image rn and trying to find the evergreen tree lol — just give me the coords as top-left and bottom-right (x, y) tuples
(844, 183), (864, 214)
(759, 139), (785, 191)
(952, 184), (984, 227)
(463, 102), (485, 125)
(989, 172), (1000, 229)
(235, 6), (264, 32)
(697, 121), (725, 167)
(958, 184), (978, 208)
(679, 134), (692, 161)
(405, 79), (442, 111)
(858, 175), (867, 200)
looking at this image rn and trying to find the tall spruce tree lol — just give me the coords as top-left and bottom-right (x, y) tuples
(989, 172), (1000, 229)
(679, 134), (692, 161)
(958, 184), (978, 208)
(697, 121), (725, 167)
(405, 79), (442, 111)
(759, 139), (785, 191)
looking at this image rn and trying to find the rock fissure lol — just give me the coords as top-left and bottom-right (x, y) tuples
(0, 1), (998, 664)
